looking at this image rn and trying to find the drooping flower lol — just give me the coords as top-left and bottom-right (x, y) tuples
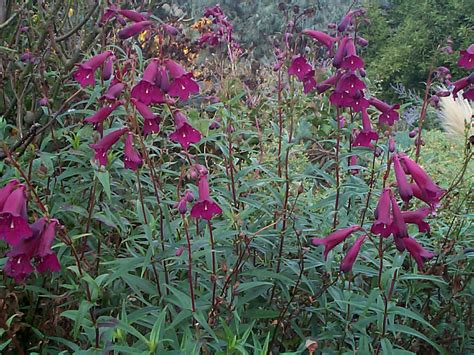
(316, 73), (339, 94)
(131, 59), (165, 105)
(337, 10), (356, 32)
(302, 29), (337, 51)
(303, 70), (317, 93)
(84, 101), (122, 134)
(102, 57), (114, 80)
(131, 98), (161, 135)
(349, 92), (369, 112)
(169, 111), (201, 149)
(0, 179), (20, 210)
(332, 36), (349, 68)
(342, 38), (365, 71)
(402, 207), (431, 233)
(0, 185), (32, 246)
(118, 9), (149, 22)
(89, 127), (128, 166)
(311, 225), (361, 260)
(369, 97), (400, 126)
(73, 51), (114, 87)
(393, 155), (413, 203)
(451, 75), (472, 98)
(404, 237), (435, 270)
(118, 21), (153, 40)
(340, 235), (366, 272)
(329, 90), (354, 108)
(123, 133), (142, 171)
(190, 175), (222, 220)
(353, 108), (378, 147)
(337, 73), (366, 95)
(168, 73), (200, 101)
(177, 198), (188, 214)
(458, 44), (474, 70)
(390, 195), (408, 251)
(399, 154), (444, 206)
(463, 87), (474, 101)
(100, 82), (125, 101)
(288, 55), (313, 81)
(371, 188), (392, 237)
(162, 24), (179, 36)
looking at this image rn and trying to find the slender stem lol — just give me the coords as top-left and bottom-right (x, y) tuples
(333, 110), (342, 228)
(183, 216), (196, 313)
(208, 221), (217, 308)
(277, 69), (283, 178)
(414, 69), (433, 163)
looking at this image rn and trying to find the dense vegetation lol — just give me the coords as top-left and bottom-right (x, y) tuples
(0, 1), (472, 354)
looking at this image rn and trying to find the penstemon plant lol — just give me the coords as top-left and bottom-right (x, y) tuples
(0, 2), (472, 354)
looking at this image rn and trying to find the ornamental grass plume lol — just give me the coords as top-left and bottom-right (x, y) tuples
(437, 91), (473, 139)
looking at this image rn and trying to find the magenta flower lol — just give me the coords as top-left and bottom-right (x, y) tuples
(399, 154), (444, 206)
(0, 179), (20, 210)
(118, 21), (152, 40)
(73, 51), (114, 88)
(451, 75), (472, 98)
(90, 127), (128, 166)
(168, 73), (200, 101)
(369, 97), (400, 126)
(0, 185), (32, 246)
(337, 10), (356, 32)
(342, 38), (365, 71)
(330, 90), (354, 108)
(404, 237), (435, 270)
(302, 29), (337, 51)
(390, 195), (408, 251)
(123, 133), (142, 171)
(131, 98), (161, 135)
(336, 73), (366, 95)
(393, 155), (413, 203)
(463, 87), (474, 101)
(156, 65), (171, 92)
(333, 36), (349, 68)
(458, 44), (474, 70)
(101, 82), (125, 101)
(162, 24), (179, 36)
(190, 175), (222, 220)
(316, 74), (339, 94)
(165, 59), (186, 79)
(303, 70), (317, 93)
(84, 101), (122, 134)
(353, 108), (378, 147)
(131, 59), (165, 105)
(402, 207), (431, 233)
(371, 188), (392, 237)
(4, 218), (60, 282)
(349, 93), (369, 112)
(169, 111), (202, 149)
(288, 55), (313, 81)
(117, 9), (149, 22)
(340, 235), (366, 272)
(102, 57), (114, 80)
(311, 225), (361, 260)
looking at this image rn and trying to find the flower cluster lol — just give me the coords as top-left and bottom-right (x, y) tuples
(0, 179), (60, 282)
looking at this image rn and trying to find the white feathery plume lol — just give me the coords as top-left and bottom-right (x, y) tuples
(438, 91), (474, 139)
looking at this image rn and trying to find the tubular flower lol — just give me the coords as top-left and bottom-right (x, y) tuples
(371, 188), (392, 237)
(398, 154), (444, 206)
(369, 97), (400, 126)
(190, 175), (222, 220)
(337, 10), (356, 32)
(123, 133), (142, 171)
(329, 90), (354, 108)
(73, 51), (114, 88)
(169, 111), (202, 149)
(0, 185), (32, 246)
(131, 98), (161, 135)
(302, 29), (337, 51)
(458, 44), (474, 70)
(84, 101), (122, 134)
(101, 82), (125, 101)
(342, 38), (365, 71)
(336, 73), (366, 95)
(303, 70), (317, 93)
(340, 235), (366, 272)
(102, 57), (114, 80)
(349, 92), (369, 112)
(131, 60), (165, 105)
(117, 9), (149, 22)
(316, 74), (340, 94)
(390, 195), (408, 251)
(311, 225), (361, 260)
(288, 55), (313, 81)
(353, 108), (378, 147)
(402, 207), (431, 233)
(393, 155), (413, 203)
(118, 21), (153, 40)
(333, 36), (349, 68)
(0, 179), (20, 210)
(90, 127), (128, 166)
(168, 73), (200, 101)
(4, 218), (61, 282)
(404, 237), (435, 270)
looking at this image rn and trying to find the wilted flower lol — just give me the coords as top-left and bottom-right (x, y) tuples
(311, 225), (361, 260)
(404, 237), (435, 270)
(340, 235), (366, 272)
(90, 127), (128, 166)
(118, 21), (153, 40)
(73, 51), (114, 88)
(169, 111), (201, 149)
(371, 188), (392, 237)
(190, 175), (222, 220)
(0, 185), (32, 246)
(123, 133), (142, 171)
